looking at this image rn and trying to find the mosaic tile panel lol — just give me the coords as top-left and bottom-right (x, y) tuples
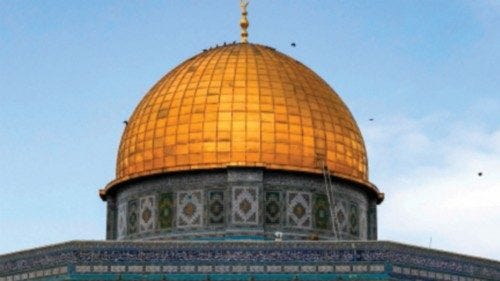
(231, 187), (259, 225)
(314, 194), (330, 230)
(286, 191), (312, 229)
(139, 195), (156, 233)
(111, 168), (372, 240)
(0, 266), (68, 281)
(110, 265), (125, 273)
(265, 191), (281, 224)
(146, 265), (161, 272)
(158, 192), (174, 229)
(106, 201), (116, 239)
(208, 190), (224, 224)
(1, 241), (500, 281)
(359, 207), (368, 240)
(349, 203), (359, 237)
(117, 202), (127, 239)
(334, 199), (348, 236)
(127, 199), (138, 235)
(368, 203), (378, 240)
(176, 190), (203, 228)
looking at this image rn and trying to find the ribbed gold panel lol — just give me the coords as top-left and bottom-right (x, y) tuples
(107, 43), (370, 192)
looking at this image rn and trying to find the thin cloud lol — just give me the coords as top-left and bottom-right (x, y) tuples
(363, 109), (500, 260)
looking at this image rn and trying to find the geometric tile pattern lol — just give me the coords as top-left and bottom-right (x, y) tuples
(264, 191), (280, 224)
(118, 264), (358, 275)
(334, 199), (348, 236)
(139, 195), (156, 233)
(2, 240), (500, 281)
(286, 191), (312, 229)
(232, 187), (259, 225)
(110, 170), (372, 240)
(127, 199), (139, 235)
(3, 241), (498, 281)
(117, 202), (127, 239)
(158, 192), (174, 229)
(314, 194), (330, 230)
(176, 190), (203, 228)
(349, 203), (359, 237)
(0, 262), (484, 281)
(0, 266), (68, 281)
(208, 191), (224, 225)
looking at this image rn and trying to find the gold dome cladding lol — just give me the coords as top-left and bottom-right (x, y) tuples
(102, 43), (376, 196)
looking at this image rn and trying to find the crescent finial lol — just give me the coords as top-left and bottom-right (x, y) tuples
(240, 0), (249, 43)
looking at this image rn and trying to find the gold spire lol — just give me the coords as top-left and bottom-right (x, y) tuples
(240, 0), (249, 43)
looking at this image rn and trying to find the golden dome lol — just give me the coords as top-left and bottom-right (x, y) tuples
(102, 43), (378, 197)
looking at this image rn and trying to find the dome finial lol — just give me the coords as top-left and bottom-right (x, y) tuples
(240, 0), (249, 43)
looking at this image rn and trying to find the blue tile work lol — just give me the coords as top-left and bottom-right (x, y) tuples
(314, 194), (329, 230)
(158, 192), (174, 229)
(265, 191), (281, 225)
(208, 190), (224, 225)
(127, 199), (139, 235)
(109, 168), (374, 241)
(0, 241), (498, 281)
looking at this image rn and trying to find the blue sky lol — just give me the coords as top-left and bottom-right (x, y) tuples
(1, 1), (499, 260)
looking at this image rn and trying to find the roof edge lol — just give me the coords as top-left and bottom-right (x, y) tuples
(99, 165), (383, 203)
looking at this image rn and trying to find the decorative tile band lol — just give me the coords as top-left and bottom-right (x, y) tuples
(0, 263), (493, 281)
(0, 241), (498, 280)
(392, 265), (486, 281)
(53, 264), (388, 275)
(112, 169), (372, 241)
(0, 266), (67, 281)
(2, 263), (487, 281)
